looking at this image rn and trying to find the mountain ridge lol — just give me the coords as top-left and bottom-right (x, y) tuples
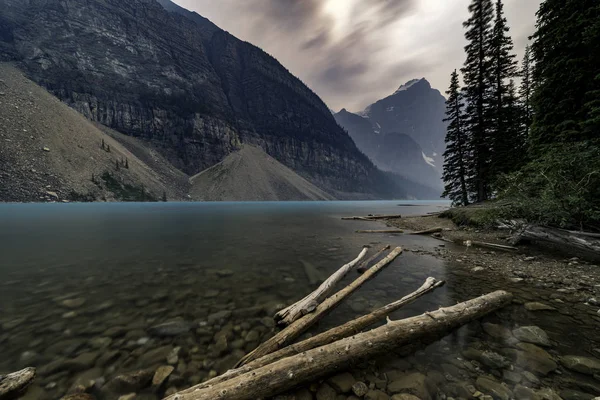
(0, 0), (417, 199)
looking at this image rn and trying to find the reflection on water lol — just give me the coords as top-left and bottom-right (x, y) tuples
(0, 201), (598, 400)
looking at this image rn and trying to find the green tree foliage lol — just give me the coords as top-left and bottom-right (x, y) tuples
(442, 70), (470, 206)
(488, 0), (520, 180)
(530, 0), (600, 148)
(519, 44), (534, 137)
(499, 0), (600, 229)
(461, 0), (495, 202)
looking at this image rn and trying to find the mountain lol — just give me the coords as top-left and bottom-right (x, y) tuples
(0, 0), (414, 200)
(190, 146), (334, 201)
(335, 78), (447, 190)
(0, 64), (189, 202)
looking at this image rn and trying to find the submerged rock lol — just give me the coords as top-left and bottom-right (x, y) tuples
(475, 376), (512, 400)
(152, 366), (174, 387)
(560, 356), (600, 375)
(513, 326), (552, 347)
(328, 372), (356, 393)
(147, 320), (191, 337)
(388, 372), (431, 400)
(525, 302), (557, 312)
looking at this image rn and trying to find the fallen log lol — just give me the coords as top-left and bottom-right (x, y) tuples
(511, 225), (600, 257)
(357, 245), (390, 274)
(164, 290), (512, 400)
(0, 368), (36, 400)
(236, 247), (403, 367)
(274, 247), (368, 327)
(356, 229), (404, 234)
(183, 277), (445, 391)
(409, 227), (444, 235)
(342, 214), (402, 220)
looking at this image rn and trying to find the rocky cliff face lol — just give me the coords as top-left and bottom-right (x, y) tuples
(0, 0), (398, 197)
(335, 78), (447, 190)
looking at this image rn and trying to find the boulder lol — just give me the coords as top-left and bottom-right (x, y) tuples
(482, 323), (514, 340)
(365, 390), (390, 400)
(560, 356), (600, 375)
(509, 343), (557, 376)
(513, 385), (538, 400)
(103, 369), (154, 395)
(513, 326), (552, 347)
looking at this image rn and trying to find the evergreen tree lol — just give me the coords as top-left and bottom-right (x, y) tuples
(488, 0), (518, 181)
(115, 160), (120, 171)
(162, 191), (167, 202)
(442, 70), (470, 206)
(125, 158), (129, 169)
(461, 0), (494, 202)
(519, 44), (534, 137)
(500, 80), (525, 172)
(530, 0), (600, 148)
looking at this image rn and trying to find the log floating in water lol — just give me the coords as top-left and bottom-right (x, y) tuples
(187, 277), (445, 391)
(0, 368), (36, 400)
(274, 247), (368, 327)
(236, 247), (403, 367)
(356, 229), (404, 234)
(163, 290), (512, 400)
(357, 245), (390, 273)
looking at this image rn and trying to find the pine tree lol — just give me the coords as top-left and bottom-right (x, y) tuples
(519, 44), (534, 137)
(162, 191), (167, 202)
(442, 70), (470, 206)
(530, 0), (600, 148)
(115, 160), (120, 171)
(101, 139), (105, 150)
(461, 0), (494, 202)
(125, 158), (129, 169)
(501, 80), (526, 172)
(488, 0), (518, 182)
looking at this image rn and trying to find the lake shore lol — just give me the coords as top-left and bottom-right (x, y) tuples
(384, 212), (600, 295)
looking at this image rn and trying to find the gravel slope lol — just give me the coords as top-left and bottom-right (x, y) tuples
(0, 64), (188, 202)
(189, 145), (334, 201)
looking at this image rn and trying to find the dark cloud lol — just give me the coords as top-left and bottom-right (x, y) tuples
(174, 0), (541, 111)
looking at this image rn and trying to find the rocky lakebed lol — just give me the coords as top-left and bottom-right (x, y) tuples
(0, 203), (599, 400)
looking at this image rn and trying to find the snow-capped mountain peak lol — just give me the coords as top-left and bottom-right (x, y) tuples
(394, 78), (424, 94)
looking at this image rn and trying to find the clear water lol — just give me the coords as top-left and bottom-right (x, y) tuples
(0, 201), (598, 399)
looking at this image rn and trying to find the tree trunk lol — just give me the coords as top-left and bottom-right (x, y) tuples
(511, 225), (600, 258)
(164, 291), (512, 400)
(181, 278), (445, 392)
(274, 248), (368, 327)
(236, 247), (403, 367)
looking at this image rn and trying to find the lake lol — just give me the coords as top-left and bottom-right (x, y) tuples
(0, 201), (599, 400)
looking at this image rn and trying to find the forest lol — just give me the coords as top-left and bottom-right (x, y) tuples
(442, 0), (600, 231)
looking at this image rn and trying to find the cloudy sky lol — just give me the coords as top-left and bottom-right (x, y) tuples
(173, 0), (541, 112)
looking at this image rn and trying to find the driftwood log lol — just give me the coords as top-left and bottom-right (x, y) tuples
(164, 290), (512, 400)
(467, 240), (518, 252)
(342, 214), (402, 220)
(511, 225), (600, 257)
(181, 277), (445, 392)
(236, 247), (403, 367)
(356, 229), (404, 234)
(357, 245), (390, 273)
(0, 368), (36, 400)
(409, 227), (444, 235)
(274, 247), (368, 327)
